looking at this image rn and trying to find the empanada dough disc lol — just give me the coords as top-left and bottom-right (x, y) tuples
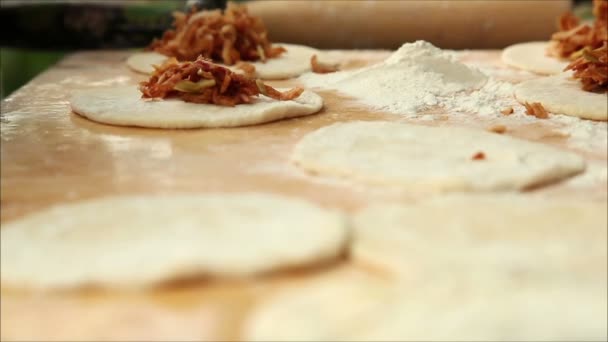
(126, 44), (319, 79)
(0, 193), (347, 289)
(291, 121), (585, 192)
(70, 86), (323, 128)
(515, 73), (608, 121)
(501, 41), (568, 75)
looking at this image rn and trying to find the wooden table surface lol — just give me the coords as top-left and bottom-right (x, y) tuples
(1, 49), (606, 341)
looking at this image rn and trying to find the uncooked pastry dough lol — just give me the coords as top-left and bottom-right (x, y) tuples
(70, 86), (323, 129)
(351, 196), (607, 341)
(249, 44), (319, 79)
(352, 195), (608, 278)
(246, 276), (607, 341)
(501, 41), (568, 75)
(515, 73), (608, 121)
(244, 267), (396, 342)
(245, 196), (607, 341)
(357, 278), (607, 341)
(0, 193), (347, 289)
(126, 44), (319, 79)
(291, 121), (585, 192)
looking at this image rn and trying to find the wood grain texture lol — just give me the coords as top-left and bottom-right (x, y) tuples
(1, 49), (606, 341)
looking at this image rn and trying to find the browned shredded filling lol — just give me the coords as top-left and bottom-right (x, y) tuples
(500, 107), (514, 115)
(523, 102), (549, 119)
(565, 42), (608, 92)
(235, 61), (256, 77)
(147, 3), (285, 65)
(549, 0), (607, 60)
(139, 56), (303, 106)
(488, 125), (507, 134)
(311, 54), (339, 74)
(472, 152), (486, 160)
(549, 0), (607, 92)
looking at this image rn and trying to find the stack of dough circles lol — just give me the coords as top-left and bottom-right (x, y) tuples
(245, 195), (607, 341)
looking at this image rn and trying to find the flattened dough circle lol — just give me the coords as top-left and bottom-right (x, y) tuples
(70, 86), (323, 129)
(515, 73), (608, 121)
(0, 193), (347, 289)
(291, 121), (585, 192)
(126, 44), (319, 79)
(501, 41), (568, 75)
(352, 195), (608, 278)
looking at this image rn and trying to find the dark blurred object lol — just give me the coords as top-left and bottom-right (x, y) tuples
(0, 0), (226, 50)
(185, 0), (227, 12)
(248, 0), (573, 50)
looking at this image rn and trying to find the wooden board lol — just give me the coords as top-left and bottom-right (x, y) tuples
(1, 49), (606, 341)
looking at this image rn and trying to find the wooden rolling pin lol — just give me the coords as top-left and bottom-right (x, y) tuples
(248, 0), (572, 49)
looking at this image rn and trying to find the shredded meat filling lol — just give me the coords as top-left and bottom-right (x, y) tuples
(565, 42), (608, 92)
(549, 0), (607, 92)
(500, 107), (514, 115)
(235, 61), (256, 77)
(524, 102), (549, 119)
(471, 152), (486, 160)
(549, 0), (607, 60)
(147, 3), (285, 65)
(139, 57), (303, 106)
(488, 125), (507, 134)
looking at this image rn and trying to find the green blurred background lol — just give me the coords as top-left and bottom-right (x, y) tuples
(0, 0), (187, 100)
(1, 49), (65, 99)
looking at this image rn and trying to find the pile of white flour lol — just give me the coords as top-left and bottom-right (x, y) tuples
(300, 41), (519, 116)
(300, 40), (607, 157)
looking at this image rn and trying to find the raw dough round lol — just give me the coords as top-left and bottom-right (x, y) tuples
(70, 86), (323, 129)
(352, 195), (608, 278)
(0, 193), (347, 289)
(501, 41), (568, 75)
(291, 121), (585, 192)
(515, 73), (608, 121)
(126, 44), (319, 79)
(351, 196), (607, 341)
(251, 43), (319, 79)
